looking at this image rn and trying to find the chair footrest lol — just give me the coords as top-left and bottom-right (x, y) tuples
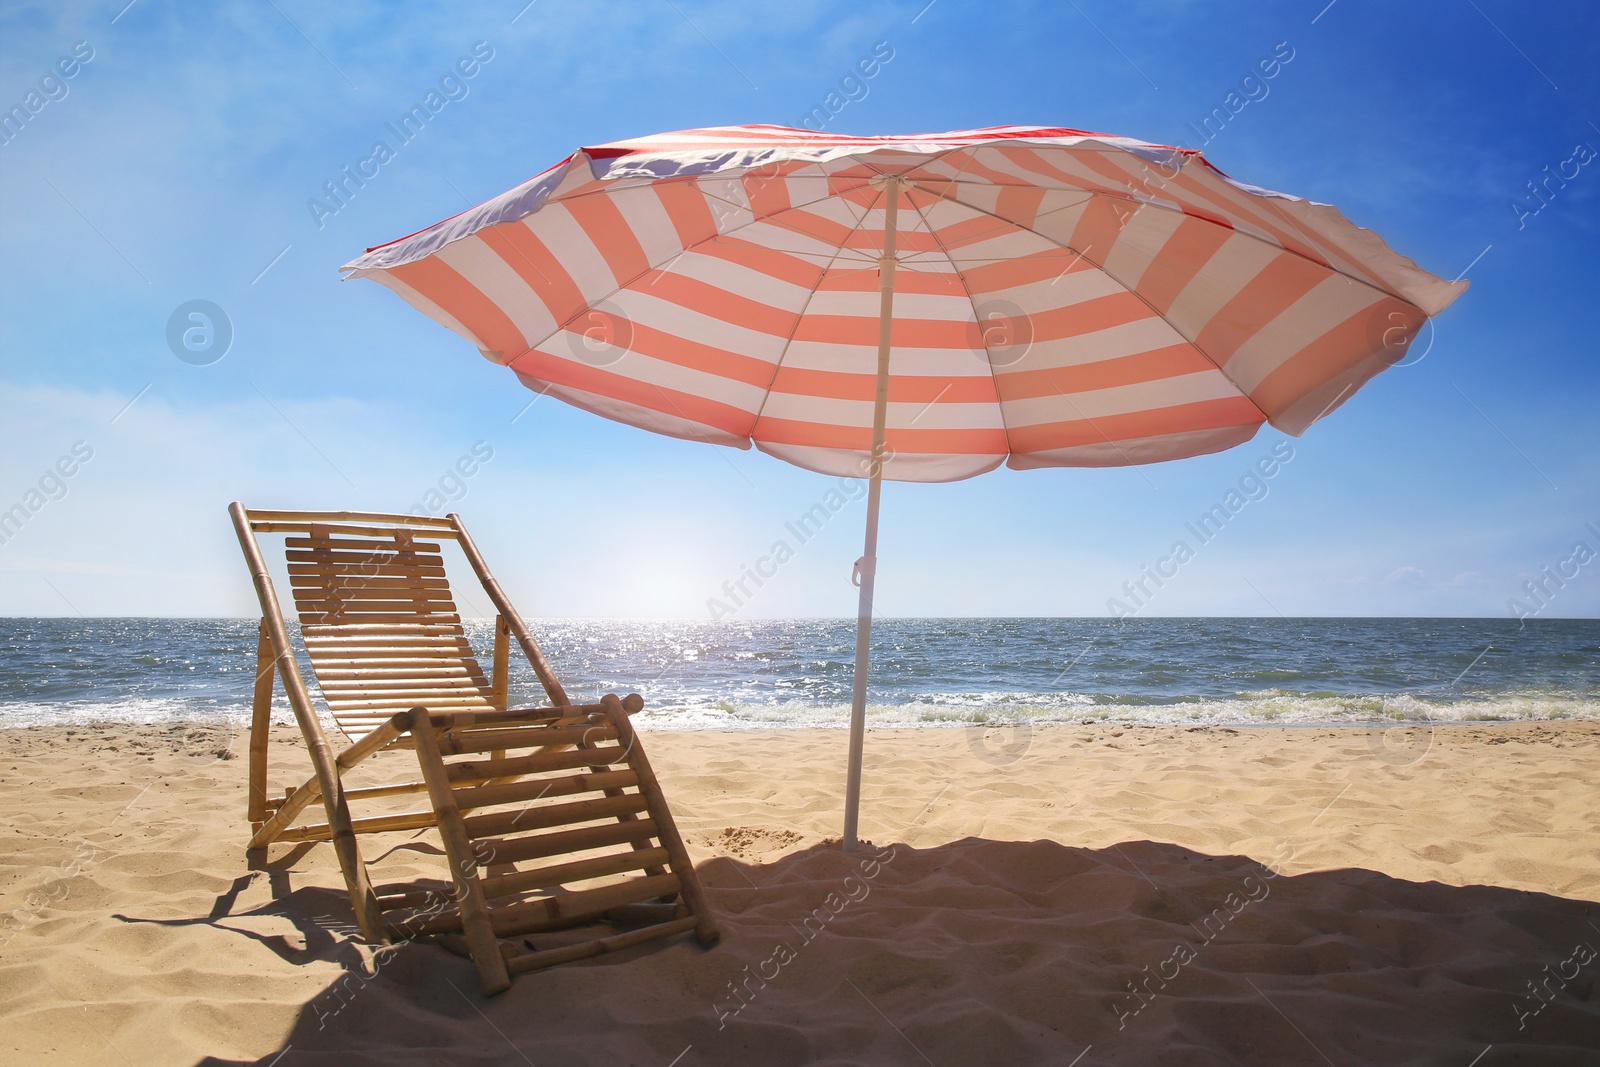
(379, 693), (716, 992)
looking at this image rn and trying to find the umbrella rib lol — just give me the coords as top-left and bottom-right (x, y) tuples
(555, 157), (887, 264)
(921, 165), (1416, 307)
(903, 188), (1151, 468)
(1249, 190), (1396, 294)
(903, 192), (1020, 460)
(690, 166), (882, 250)
(908, 187), (1274, 429)
(503, 173), (898, 451)
(747, 187), (887, 438)
(503, 178), (865, 370)
(894, 195), (1095, 270)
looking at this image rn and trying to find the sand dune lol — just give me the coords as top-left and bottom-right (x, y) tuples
(2, 720), (1597, 1065)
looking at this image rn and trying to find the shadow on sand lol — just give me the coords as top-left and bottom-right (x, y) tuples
(169, 837), (1599, 1066)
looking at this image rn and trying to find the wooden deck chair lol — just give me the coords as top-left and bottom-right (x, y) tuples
(229, 504), (718, 994)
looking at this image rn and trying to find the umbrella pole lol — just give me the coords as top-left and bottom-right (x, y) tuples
(842, 177), (900, 853)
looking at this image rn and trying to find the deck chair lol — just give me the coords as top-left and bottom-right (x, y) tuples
(229, 504), (718, 994)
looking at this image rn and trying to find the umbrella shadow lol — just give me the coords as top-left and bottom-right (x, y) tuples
(185, 837), (1600, 1066)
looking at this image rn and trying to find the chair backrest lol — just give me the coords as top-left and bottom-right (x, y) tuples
(231, 506), (569, 741)
(288, 522), (497, 738)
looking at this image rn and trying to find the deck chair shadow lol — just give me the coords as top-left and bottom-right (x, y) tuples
(229, 504), (717, 994)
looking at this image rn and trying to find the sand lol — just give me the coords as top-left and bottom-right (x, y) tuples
(1, 719), (1597, 1065)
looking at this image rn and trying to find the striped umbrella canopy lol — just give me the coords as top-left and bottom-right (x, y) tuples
(345, 124), (1466, 848)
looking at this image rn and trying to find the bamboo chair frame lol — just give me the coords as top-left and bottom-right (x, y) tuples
(229, 504), (717, 993)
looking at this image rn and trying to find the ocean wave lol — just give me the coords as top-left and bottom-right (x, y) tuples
(5, 692), (1595, 731)
(0, 698), (264, 729)
(629, 690), (1599, 729)
(4, 687), (1597, 731)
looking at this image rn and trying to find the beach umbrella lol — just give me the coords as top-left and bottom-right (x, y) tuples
(343, 125), (1465, 850)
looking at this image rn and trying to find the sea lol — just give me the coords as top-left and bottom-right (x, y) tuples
(2, 617), (1595, 731)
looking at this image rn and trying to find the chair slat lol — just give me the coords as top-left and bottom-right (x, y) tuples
(466, 818), (660, 869)
(479, 846), (671, 900)
(296, 582), (454, 594)
(302, 639), (476, 652)
(486, 873), (681, 939)
(454, 769), (638, 812)
(396, 873), (682, 940)
(446, 744), (631, 784)
(431, 723), (615, 757)
(301, 623), (466, 636)
(287, 560), (447, 578)
(287, 561), (446, 577)
(320, 690), (494, 706)
(504, 916), (698, 975)
(290, 547), (442, 559)
(323, 696), (497, 712)
(318, 681), (491, 696)
(301, 610), (462, 624)
(464, 793), (651, 840)
(315, 666), (488, 680)
(295, 586), (456, 601)
(286, 535), (446, 552)
(299, 608), (460, 621)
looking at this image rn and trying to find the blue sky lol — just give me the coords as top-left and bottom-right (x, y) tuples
(1, 0), (1596, 619)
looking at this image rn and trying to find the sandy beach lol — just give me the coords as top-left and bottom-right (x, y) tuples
(2, 719), (1597, 1065)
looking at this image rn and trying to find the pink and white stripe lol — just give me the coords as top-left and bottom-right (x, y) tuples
(344, 125), (1465, 482)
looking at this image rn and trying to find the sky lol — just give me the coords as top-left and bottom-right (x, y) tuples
(1, 0), (1596, 620)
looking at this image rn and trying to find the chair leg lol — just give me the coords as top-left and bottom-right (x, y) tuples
(283, 706), (386, 944)
(486, 617), (512, 879)
(491, 615), (510, 711)
(320, 773), (389, 946)
(247, 619), (274, 830)
(408, 707), (511, 995)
